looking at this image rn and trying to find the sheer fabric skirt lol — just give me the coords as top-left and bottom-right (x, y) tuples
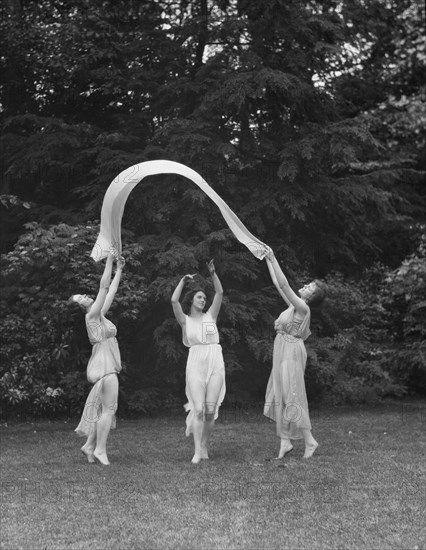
(184, 343), (226, 436)
(75, 373), (118, 437)
(264, 335), (312, 440)
(75, 339), (121, 438)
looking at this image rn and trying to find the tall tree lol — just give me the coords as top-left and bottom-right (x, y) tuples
(0, 0), (424, 412)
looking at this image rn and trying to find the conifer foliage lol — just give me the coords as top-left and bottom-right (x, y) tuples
(0, 0), (424, 416)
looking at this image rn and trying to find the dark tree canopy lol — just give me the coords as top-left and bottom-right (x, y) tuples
(1, 0), (425, 416)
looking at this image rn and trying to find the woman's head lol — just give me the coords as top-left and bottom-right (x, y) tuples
(182, 288), (209, 315)
(69, 294), (94, 312)
(299, 280), (327, 306)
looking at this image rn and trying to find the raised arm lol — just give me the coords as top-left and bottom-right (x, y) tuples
(265, 249), (308, 316)
(101, 256), (125, 315)
(206, 259), (223, 321)
(265, 255), (291, 307)
(87, 253), (115, 320)
(171, 274), (196, 326)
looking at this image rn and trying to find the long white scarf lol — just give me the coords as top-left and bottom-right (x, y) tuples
(91, 160), (267, 261)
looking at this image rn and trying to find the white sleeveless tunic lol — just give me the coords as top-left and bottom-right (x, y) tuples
(183, 313), (226, 436)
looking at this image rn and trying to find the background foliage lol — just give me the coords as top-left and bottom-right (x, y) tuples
(1, 0), (425, 418)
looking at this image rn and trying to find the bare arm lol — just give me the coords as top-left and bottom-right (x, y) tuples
(101, 256), (125, 315)
(171, 274), (196, 326)
(206, 259), (223, 321)
(87, 253), (115, 320)
(265, 250), (308, 316)
(265, 256), (291, 307)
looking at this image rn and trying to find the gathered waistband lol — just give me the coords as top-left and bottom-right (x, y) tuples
(276, 331), (301, 339)
(90, 336), (117, 346)
(189, 343), (221, 348)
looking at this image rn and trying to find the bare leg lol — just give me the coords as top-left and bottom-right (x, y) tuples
(191, 410), (204, 464)
(300, 428), (318, 459)
(277, 438), (293, 459)
(93, 375), (119, 466)
(187, 376), (207, 464)
(200, 422), (211, 459)
(201, 372), (224, 459)
(81, 423), (96, 463)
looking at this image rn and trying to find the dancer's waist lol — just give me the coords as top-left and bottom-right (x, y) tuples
(276, 330), (302, 339)
(189, 343), (221, 348)
(89, 336), (117, 346)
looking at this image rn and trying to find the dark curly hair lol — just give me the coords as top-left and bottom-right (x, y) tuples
(306, 279), (327, 307)
(181, 287), (210, 315)
(68, 295), (86, 312)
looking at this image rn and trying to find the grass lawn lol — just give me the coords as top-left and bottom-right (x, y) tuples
(1, 401), (425, 550)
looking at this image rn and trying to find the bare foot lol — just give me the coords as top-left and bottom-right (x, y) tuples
(303, 442), (318, 459)
(81, 445), (95, 463)
(277, 440), (293, 459)
(191, 454), (202, 464)
(200, 446), (209, 459)
(93, 450), (110, 466)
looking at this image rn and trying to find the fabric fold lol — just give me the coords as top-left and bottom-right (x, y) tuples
(90, 160), (268, 261)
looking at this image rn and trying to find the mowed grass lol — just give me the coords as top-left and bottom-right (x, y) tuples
(1, 401), (425, 550)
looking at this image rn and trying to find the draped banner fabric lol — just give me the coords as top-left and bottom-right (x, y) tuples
(90, 160), (268, 262)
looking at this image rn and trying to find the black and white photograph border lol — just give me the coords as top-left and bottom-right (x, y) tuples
(1, 0), (425, 549)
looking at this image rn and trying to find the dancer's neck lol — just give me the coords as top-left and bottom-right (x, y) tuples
(190, 309), (204, 319)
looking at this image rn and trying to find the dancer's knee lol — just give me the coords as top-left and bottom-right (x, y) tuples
(102, 402), (117, 417)
(205, 412), (215, 422)
(194, 405), (204, 420)
(204, 402), (216, 420)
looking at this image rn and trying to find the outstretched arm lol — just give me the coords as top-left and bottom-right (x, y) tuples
(87, 252), (115, 320)
(206, 259), (223, 321)
(265, 249), (308, 315)
(171, 274), (196, 326)
(265, 256), (291, 307)
(101, 256), (125, 315)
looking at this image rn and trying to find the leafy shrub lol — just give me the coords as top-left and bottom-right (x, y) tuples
(1, 223), (423, 420)
(380, 232), (426, 391)
(0, 222), (147, 419)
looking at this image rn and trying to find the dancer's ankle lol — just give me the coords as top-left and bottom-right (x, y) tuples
(81, 445), (95, 463)
(94, 450), (110, 466)
(277, 439), (293, 459)
(200, 445), (209, 459)
(303, 441), (318, 459)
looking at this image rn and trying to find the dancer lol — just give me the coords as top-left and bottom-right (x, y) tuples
(71, 251), (125, 465)
(262, 247), (326, 459)
(171, 260), (226, 464)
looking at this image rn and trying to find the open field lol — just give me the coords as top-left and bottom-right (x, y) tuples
(1, 401), (425, 550)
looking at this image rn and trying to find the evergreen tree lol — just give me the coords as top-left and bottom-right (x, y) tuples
(0, 0), (424, 413)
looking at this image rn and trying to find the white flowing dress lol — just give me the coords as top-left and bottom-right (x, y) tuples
(75, 315), (122, 437)
(263, 305), (312, 440)
(183, 313), (226, 436)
